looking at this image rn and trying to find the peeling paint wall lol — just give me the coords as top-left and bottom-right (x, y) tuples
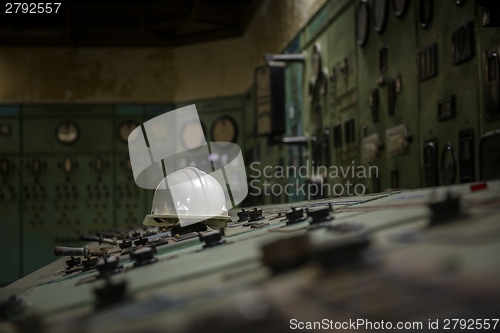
(0, 0), (325, 104)
(0, 48), (176, 103)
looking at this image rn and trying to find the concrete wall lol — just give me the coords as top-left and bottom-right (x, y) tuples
(0, 0), (326, 104)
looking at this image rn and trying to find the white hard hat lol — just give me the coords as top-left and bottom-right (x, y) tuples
(142, 166), (230, 228)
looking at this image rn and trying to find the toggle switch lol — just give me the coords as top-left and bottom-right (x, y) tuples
(248, 207), (263, 222)
(237, 208), (250, 222)
(96, 256), (121, 277)
(285, 207), (307, 225)
(199, 229), (226, 248)
(307, 203), (334, 225)
(262, 234), (310, 274)
(428, 192), (468, 226)
(93, 279), (128, 309)
(65, 256), (82, 269)
(133, 247), (157, 267)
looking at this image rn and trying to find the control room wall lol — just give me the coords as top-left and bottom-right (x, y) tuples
(0, 0), (326, 104)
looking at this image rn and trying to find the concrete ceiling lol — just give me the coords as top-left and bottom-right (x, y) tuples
(0, 0), (263, 47)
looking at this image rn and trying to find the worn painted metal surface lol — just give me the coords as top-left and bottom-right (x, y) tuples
(1, 181), (499, 332)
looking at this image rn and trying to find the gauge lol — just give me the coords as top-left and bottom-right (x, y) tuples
(441, 143), (457, 185)
(311, 42), (322, 79)
(181, 120), (206, 150)
(0, 123), (12, 137)
(118, 120), (140, 144)
(63, 157), (73, 174)
(0, 157), (9, 175)
(356, 0), (369, 46)
(419, 0), (433, 29)
(56, 121), (79, 145)
(392, 0), (409, 18)
(373, 0), (388, 33)
(211, 116), (237, 147)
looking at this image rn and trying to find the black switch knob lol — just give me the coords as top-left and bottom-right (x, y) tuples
(81, 234), (116, 245)
(119, 240), (132, 249)
(96, 256), (120, 277)
(237, 208), (250, 222)
(133, 247), (157, 267)
(312, 235), (369, 270)
(285, 207), (307, 225)
(199, 229), (226, 248)
(428, 192), (467, 226)
(0, 295), (28, 319)
(307, 204), (334, 225)
(248, 207), (263, 222)
(93, 279), (127, 309)
(143, 230), (157, 237)
(81, 256), (99, 270)
(133, 237), (148, 247)
(262, 234), (310, 275)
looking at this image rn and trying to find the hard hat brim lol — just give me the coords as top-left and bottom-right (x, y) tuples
(142, 214), (231, 227)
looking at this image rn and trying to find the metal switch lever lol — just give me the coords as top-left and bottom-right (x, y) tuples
(307, 203), (334, 224)
(81, 234), (116, 245)
(237, 208), (250, 222)
(286, 207), (307, 225)
(54, 245), (108, 258)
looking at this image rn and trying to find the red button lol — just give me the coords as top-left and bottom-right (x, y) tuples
(470, 183), (487, 192)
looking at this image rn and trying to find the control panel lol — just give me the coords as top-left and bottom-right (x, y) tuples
(21, 107), (115, 275)
(1, 181), (499, 333)
(0, 107), (21, 284)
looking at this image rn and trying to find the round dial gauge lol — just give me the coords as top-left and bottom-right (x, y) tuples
(181, 120), (206, 150)
(56, 121), (79, 145)
(373, 0), (388, 33)
(356, 0), (370, 46)
(311, 42), (322, 80)
(0, 123), (12, 137)
(118, 120), (139, 144)
(419, 0), (433, 29)
(211, 116), (237, 147)
(441, 144), (457, 185)
(392, 0), (409, 18)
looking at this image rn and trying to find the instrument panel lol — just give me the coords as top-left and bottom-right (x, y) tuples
(1, 181), (500, 333)
(356, 0), (369, 46)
